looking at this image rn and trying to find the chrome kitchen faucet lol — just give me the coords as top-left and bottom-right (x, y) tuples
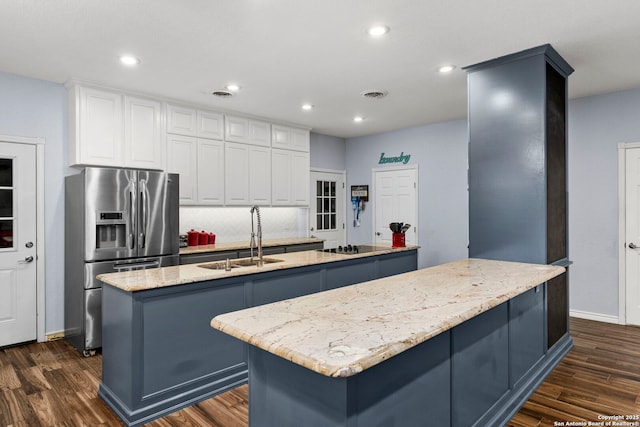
(249, 205), (263, 266)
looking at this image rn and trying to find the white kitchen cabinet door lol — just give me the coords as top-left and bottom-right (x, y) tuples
(271, 125), (291, 150)
(71, 86), (123, 166)
(224, 142), (250, 205)
(197, 139), (225, 205)
(124, 96), (163, 170)
(271, 125), (309, 152)
(290, 128), (310, 152)
(249, 146), (271, 205)
(197, 110), (224, 140)
(291, 151), (310, 205)
(166, 104), (197, 136)
(271, 149), (292, 205)
(248, 120), (271, 146)
(225, 115), (271, 147)
(225, 116), (250, 143)
(167, 134), (197, 204)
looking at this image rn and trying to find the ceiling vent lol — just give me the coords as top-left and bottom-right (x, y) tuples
(361, 89), (388, 99)
(212, 90), (234, 98)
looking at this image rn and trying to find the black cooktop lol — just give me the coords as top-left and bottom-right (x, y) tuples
(318, 244), (378, 255)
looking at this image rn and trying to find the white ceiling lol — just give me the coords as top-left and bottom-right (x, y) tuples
(1, 0), (640, 138)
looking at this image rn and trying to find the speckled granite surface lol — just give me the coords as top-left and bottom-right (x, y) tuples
(211, 258), (564, 378)
(179, 237), (324, 255)
(97, 244), (417, 292)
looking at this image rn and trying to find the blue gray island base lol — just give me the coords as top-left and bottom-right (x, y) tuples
(247, 284), (572, 427)
(98, 249), (418, 426)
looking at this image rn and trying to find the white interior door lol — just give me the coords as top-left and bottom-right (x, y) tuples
(310, 170), (346, 249)
(374, 167), (418, 246)
(625, 147), (640, 325)
(0, 141), (37, 346)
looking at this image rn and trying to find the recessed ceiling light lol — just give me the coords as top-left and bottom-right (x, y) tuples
(367, 25), (390, 37)
(437, 65), (456, 73)
(226, 84), (241, 92)
(353, 116), (365, 123)
(302, 104), (313, 111)
(119, 55), (140, 66)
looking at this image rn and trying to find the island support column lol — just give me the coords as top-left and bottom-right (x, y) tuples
(465, 44), (574, 348)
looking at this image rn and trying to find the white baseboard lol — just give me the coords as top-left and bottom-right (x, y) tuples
(570, 309), (620, 324)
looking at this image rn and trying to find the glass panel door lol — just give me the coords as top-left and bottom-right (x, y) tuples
(316, 179), (337, 232)
(0, 158), (13, 249)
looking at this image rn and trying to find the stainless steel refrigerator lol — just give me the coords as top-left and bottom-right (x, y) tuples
(65, 167), (179, 356)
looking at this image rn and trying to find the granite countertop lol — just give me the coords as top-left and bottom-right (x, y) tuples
(180, 237), (324, 255)
(210, 258), (565, 378)
(97, 244), (418, 292)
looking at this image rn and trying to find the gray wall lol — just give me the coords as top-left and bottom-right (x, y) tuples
(567, 87), (640, 319)
(345, 120), (470, 270)
(310, 132), (346, 170)
(0, 71), (69, 334)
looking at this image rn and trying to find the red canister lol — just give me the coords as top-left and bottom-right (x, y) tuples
(199, 230), (209, 245)
(187, 229), (199, 246)
(392, 232), (406, 248)
(208, 233), (216, 244)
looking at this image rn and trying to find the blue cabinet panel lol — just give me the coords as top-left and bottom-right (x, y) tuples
(452, 302), (509, 427)
(141, 283), (246, 396)
(509, 286), (545, 386)
(253, 270), (323, 305)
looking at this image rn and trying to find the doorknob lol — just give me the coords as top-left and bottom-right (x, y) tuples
(18, 256), (34, 263)
(630, 243), (639, 249)
(376, 232), (382, 236)
(310, 227), (314, 231)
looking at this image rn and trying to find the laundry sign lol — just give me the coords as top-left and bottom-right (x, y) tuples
(378, 152), (411, 165)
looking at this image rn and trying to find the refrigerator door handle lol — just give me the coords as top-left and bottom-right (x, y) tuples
(128, 189), (135, 250)
(140, 180), (147, 249)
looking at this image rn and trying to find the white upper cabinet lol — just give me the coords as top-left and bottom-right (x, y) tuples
(224, 142), (250, 205)
(271, 125), (310, 152)
(167, 135), (224, 205)
(124, 96), (164, 170)
(167, 104), (224, 140)
(166, 104), (197, 136)
(69, 85), (123, 167)
(249, 145), (271, 205)
(248, 120), (271, 146)
(271, 148), (309, 206)
(291, 150), (310, 205)
(68, 85), (164, 169)
(166, 134), (198, 204)
(197, 110), (224, 140)
(291, 128), (311, 152)
(197, 139), (225, 205)
(224, 143), (271, 205)
(225, 115), (270, 146)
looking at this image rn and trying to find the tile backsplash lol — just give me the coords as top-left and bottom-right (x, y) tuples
(180, 207), (309, 243)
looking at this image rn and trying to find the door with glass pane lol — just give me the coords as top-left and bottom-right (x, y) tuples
(0, 141), (37, 346)
(310, 170), (345, 249)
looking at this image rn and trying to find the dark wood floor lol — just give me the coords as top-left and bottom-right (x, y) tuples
(1, 317), (638, 426)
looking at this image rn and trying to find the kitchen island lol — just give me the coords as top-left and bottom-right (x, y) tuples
(211, 258), (569, 427)
(96, 245), (418, 427)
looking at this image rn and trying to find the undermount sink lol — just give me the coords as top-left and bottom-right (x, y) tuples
(199, 257), (284, 270)
(230, 257), (283, 267)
